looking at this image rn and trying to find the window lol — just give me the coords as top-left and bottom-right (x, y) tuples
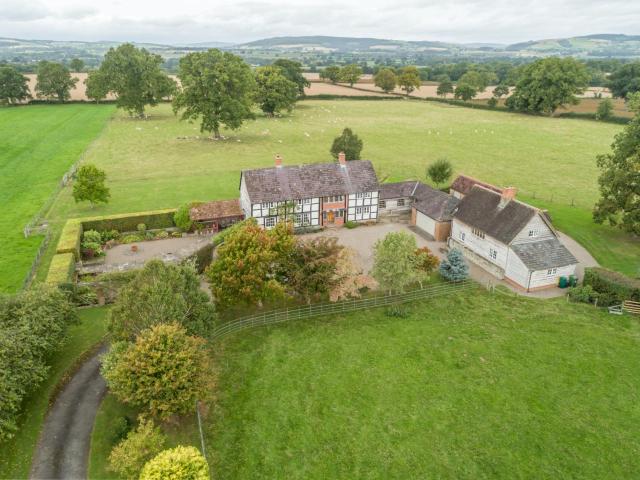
(337, 209), (344, 218)
(356, 193), (364, 199)
(295, 199), (303, 206)
(363, 192), (372, 198)
(325, 195), (344, 202)
(379, 200), (386, 208)
(472, 228), (485, 239)
(528, 229), (538, 238)
(261, 202), (269, 209)
(265, 217), (276, 227)
(489, 248), (497, 260)
(363, 206), (370, 214)
(459, 231), (466, 242)
(303, 198), (312, 204)
(397, 198), (405, 207)
(356, 207), (362, 214)
(547, 268), (557, 275)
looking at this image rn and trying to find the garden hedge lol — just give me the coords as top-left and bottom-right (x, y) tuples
(46, 253), (76, 284)
(81, 208), (177, 232)
(583, 267), (640, 306)
(57, 220), (82, 260)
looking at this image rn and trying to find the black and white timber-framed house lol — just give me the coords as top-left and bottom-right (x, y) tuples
(239, 153), (380, 229)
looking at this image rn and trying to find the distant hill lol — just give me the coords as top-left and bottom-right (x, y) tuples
(505, 34), (640, 56)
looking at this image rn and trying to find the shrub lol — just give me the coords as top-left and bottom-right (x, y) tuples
(100, 229), (120, 242)
(372, 232), (420, 292)
(344, 220), (359, 229)
(212, 219), (251, 246)
(121, 234), (143, 244)
(174, 203), (196, 232)
(108, 416), (166, 479)
(83, 229), (102, 244)
(583, 267), (640, 306)
(186, 243), (215, 273)
(0, 286), (77, 440)
(439, 248), (469, 282)
(567, 285), (598, 304)
(487, 97), (498, 108)
(57, 220), (82, 259)
(137, 223), (147, 233)
(415, 247), (440, 274)
(58, 283), (99, 306)
(102, 323), (212, 420)
(81, 241), (103, 258)
(385, 304), (410, 318)
(46, 253), (76, 284)
(140, 446), (209, 480)
(171, 231), (182, 238)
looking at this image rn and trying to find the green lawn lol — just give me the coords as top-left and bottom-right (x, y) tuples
(41, 100), (636, 276)
(0, 307), (109, 479)
(0, 104), (114, 293)
(208, 289), (640, 479)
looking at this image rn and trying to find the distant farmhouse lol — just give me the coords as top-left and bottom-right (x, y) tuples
(192, 155), (578, 292)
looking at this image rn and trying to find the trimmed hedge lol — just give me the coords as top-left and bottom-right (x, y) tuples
(583, 267), (640, 306)
(57, 220), (82, 260)
(46, 253), (76, 284)
(81, 209), (177, 232)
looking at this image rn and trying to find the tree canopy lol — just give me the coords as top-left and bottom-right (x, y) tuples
(102, 323), (211, 420)
(436, 80), (453, 98)
(84, 70), (110, 103)
(72, 164), (110, 205)
(35, 61), (78, 102)
(372, 232), (420, 292)
(374, 68), (397, 93)
(506, 57), (589, 114)
(140, 446), (209, 480)
(330, 127), (363, 161)
(439, 249), (469, 282)
(320, 66), (341, 84)
(173, 49), (255, 138)
(254, 66), (299, 115)
(69, 58), (84, 72)
(427, 159), (453, 187)
(0, 66), (31, 105)
(108, 260), (216, 341)
(454, 83), (477, 101)
(398, 66), (421, 95)
(339, 64), (363, 87)
(607, 61), (640, 99)
(272, 59), (309, 95)
(108, 416), (166, 479)
(97, 43), (175, 116)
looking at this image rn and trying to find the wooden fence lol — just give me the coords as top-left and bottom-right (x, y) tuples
(22, 231), (52, 289)
(210, 280), (475, 341)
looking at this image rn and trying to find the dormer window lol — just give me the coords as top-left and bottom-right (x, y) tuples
(472, 228), (485, 239)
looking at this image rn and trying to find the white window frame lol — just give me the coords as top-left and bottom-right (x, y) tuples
(379, 199), (386, 208)
(528, 229), (538, 238)
(363, 206), (370, 214)
(459, 231), (465, 242)
(265, 216), (276, 228)
(303, 198), (312, 204)
(363, 192), (372, 198)
(547, 267), (557, 275)
(397, 198), (405, 207)
(489, 248), (497, 260)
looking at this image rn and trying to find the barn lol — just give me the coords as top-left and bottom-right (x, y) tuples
(189, 199), (245, 233)
(410, 183), (459, 241)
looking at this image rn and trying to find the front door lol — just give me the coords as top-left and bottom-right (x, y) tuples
(327, 210), (335, 224)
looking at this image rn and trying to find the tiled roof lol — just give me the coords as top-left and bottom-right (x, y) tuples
(450, 174), (503, 196)
(453, 185), (538, 244)
(379, 181), (420, 199)
(412, 183), (460, 221)
(242, 160), (379, 203)
(511, 239), (578, 271)
(189, 199), (244, 221)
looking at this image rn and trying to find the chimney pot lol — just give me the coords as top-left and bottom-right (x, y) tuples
(501, 186), (517, 202)
(338, 151), (346, 166)
(275, 154), (283, 168)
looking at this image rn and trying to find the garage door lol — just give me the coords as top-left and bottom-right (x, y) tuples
(415, 211), (436, 237)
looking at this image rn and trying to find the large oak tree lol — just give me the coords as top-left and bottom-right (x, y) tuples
(0, 66), (31, 105)
(35, 61), (78, 103)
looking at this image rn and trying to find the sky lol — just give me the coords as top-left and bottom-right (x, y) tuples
(0, 0), (639, 45)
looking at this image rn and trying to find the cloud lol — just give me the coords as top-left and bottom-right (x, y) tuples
(0, 1), (50, 21)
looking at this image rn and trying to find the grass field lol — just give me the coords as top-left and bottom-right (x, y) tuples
(208, 289), (640, 479)
(41, 99), (639, 276)
(0, 104), (114, 293)
(0, 307), (109, 479)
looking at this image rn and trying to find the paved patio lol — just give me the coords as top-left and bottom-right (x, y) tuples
(303, 223), (598, 299)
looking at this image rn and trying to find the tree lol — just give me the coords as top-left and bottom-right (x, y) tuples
(35, 61), (78, 102)
(72, 164), (110, 205)
(426, 159), (453, 187)
(97, 43), (175, 117)
(607, 62), (640, 99)
(436, 80), (453, 98)
(374, 68), (397, 93)
(173, 49), (255, 139)
(593, 113), (640, 234)
(273, 58), (309, 95)
(0, 65), (31, 105)
(415, 247), (439, 274)
(492, 83), (510, 99)
(109, 260), (216, 341)
(329, 248), (378, 302)
(397, 66), (421, 95)
(84, 70), (109, 103)
(338, 64), (362, 87)
(140, 446), (209, 480)
(254, 66), (299, 116)
(0, 286), (77, 440)
(108, 416), (166, 479)
(439, 248), (469, 281)
(372, 232), (419, 293)
(174, 203), (195, 232)
(330, 127), (363, 161)
(291, 237), (343, 303)
(102, 323), (211, 420)
(69, 58), (85, 72)
(459, 70), (495, 93)
(595, 98), (614, 120)
(320, 66), (341, 84)
(505, 57), (589, 115)
(454, 83), (477, 101)
(207, 220), (295, 308)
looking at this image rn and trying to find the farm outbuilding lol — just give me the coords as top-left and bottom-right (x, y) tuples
(189, 199), (244, 233)
(409, 183), (459, 241)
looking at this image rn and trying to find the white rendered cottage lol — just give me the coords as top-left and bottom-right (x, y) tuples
(239, 153), (379, 229)
(449, 185), (578, 291)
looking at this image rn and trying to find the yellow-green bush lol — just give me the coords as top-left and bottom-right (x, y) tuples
(139, 446), (209, 480)
(56, 220), (82, 259)
(46, 253), (76, 284)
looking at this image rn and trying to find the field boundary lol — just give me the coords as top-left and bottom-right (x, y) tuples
(211, 280), (475, 340)
(22, 231), (52, 289)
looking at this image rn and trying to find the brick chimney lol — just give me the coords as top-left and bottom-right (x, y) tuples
(338, 151), (346, 167)
(275, 154), (283, 168)
(501, 186), (517, 201)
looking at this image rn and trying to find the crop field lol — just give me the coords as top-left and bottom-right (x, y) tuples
(208, 289), (640, 478)
(0, 104), (114, 293)
(41, 99), (639, 277)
